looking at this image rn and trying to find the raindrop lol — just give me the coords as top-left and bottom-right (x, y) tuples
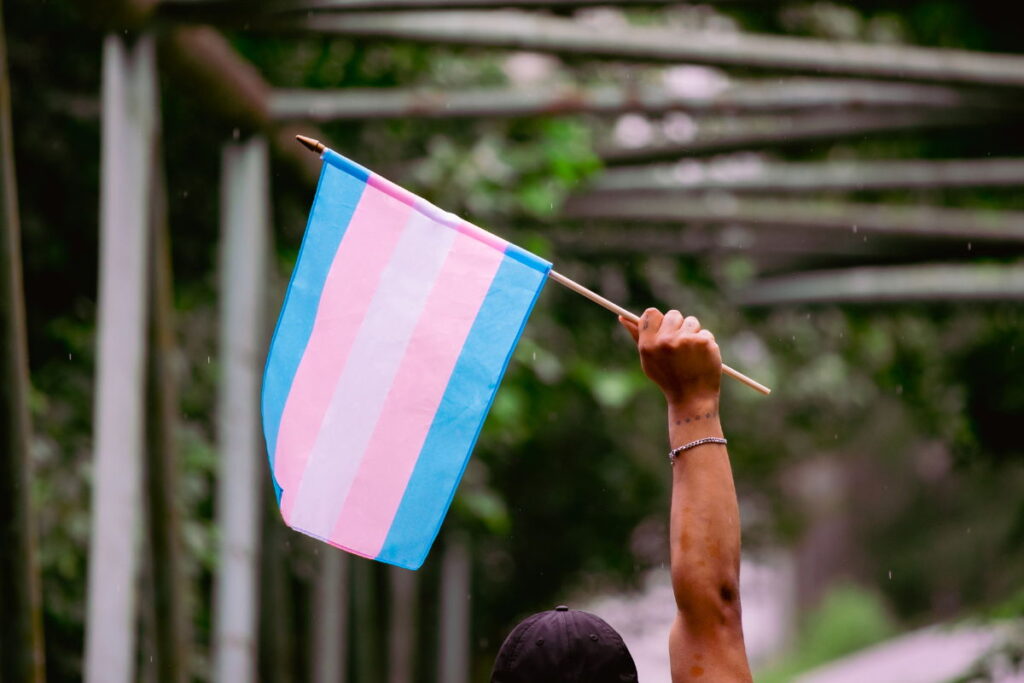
(888, 570), (892, 580)
(68, 353), (72, 361)
(207, 356), (211, 364)
(967, 242), (972, 251)
(852, 225), (858, 233)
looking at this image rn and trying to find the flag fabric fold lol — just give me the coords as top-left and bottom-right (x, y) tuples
(261, 149), (550, 569)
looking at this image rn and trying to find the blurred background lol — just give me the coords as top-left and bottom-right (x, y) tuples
(2, 0), (1024, 681)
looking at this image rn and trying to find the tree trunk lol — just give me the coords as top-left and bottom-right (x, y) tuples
(84, 33), (157, 683)
(0, 1), (45, 678)
(212, 136), (270, 682)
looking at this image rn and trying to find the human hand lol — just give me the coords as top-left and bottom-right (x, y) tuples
(619, 308), (722, 407)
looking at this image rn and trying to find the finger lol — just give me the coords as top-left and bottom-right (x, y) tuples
(618, 316), (640, 343)
(639, 308), (664, 348)
(661, 309), (684, 333)
(682, 315), (701, 333)
(697, 328), (715, 342)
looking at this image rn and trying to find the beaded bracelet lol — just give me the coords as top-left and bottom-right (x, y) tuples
(668, 437), (728, 465)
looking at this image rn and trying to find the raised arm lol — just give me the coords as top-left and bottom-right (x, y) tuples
(621, 309), (752, 683)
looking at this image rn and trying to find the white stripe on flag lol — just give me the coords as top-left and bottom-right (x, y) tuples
(289, 207), (457, 538)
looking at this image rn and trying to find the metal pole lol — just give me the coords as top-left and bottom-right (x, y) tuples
(212, 135), (270, 682)
(84, 33), (157, 683)
(388, 567), (418, 683)
(738, 264), (1024, 306)
(313, 551), (350, 683)
(437, 535), (471, 683)
(272, 9), (1024, 88)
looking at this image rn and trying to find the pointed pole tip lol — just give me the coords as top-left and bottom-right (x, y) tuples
(295, 135), (326, 154)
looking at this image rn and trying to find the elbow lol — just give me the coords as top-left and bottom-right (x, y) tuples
(673, 575), (743, 629)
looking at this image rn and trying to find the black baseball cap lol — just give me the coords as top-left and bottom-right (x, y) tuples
(491, 605), (639, 683)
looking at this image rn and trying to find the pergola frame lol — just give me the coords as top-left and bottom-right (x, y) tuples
(11, 1), (1022, 681)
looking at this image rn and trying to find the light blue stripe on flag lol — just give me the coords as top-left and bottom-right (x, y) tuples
(261, 161), (367, 495)
(377, 252), (550, 569)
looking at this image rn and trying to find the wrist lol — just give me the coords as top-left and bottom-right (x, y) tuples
(666, 393), (719, 415)
(667, 397), (723, 445)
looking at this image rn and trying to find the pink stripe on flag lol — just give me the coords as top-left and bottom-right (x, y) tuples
(368, 174), (419, 207)
(454, 219), (508, 253)
(275, 187), (412, 521)
(288, 210), (457, 536)
(327, 232), (504, 555)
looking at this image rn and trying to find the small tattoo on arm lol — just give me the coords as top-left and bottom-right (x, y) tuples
(677, 410), (717, 426)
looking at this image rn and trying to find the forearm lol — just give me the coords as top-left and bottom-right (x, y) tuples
(667, 397), (741, 622)
(666, 397), (750, 681)
(620, 309), (750, 681)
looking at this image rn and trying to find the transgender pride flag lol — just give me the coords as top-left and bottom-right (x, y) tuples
(261, 148), (550, 570)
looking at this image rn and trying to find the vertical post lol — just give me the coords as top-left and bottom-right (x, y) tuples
(313, 551), (350, 683)
(84, 33), (157, 683)
(388, 567), (418, 683)
(437, 535), (471, 683)
(212, 135), (269, 682)
(352, 559), (381, 682)
(258, 492), (295, 682)
(0, 0), (45, 679)
(144, 153), (191, 682)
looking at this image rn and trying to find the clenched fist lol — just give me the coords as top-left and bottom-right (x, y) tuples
(620, 308), (722, 407)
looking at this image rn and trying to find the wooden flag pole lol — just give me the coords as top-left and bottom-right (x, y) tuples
(547, 271), (770, 394)
(294, 136), (770, 395)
